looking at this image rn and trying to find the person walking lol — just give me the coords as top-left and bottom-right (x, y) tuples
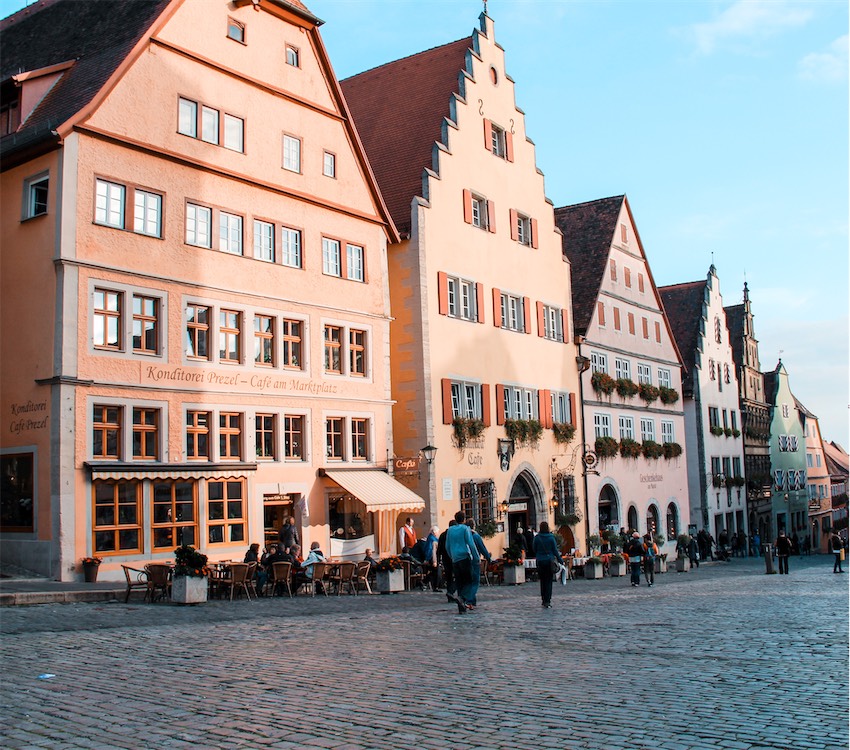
(279, 517), (299, 552)
(437, 521), (456, 602)
(642, 534), (656, 587)
(532, 522), (563, 608)
(464, 520), (491, 608)
(775, 531), (793, 574)
(444, 511), (479, 614)
(687, 534), (700, 569)
(423, 525), (442, 591)
(830, 531), (844, 573)
(625, 532), (645, 587)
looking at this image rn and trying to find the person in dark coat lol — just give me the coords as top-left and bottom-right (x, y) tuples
(625, 532), (645, 587)
(532, 522), (563, 608)
(524, 526), (536, 558)
(279, 517), (299, 552)
(775, 531), (793, 574)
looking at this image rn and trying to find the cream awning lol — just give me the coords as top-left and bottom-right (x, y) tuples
(322, 470), (426, 513)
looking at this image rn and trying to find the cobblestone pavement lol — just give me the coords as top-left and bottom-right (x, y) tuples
(1, 556), (847, 750)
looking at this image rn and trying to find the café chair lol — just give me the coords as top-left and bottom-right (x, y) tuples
(271, 561), (292, 598)
(144, 563), (172, 603)
(122, 565), (148, 603)
(329, 561), (357, 595)
(221, 562), (253, 601)
(354, 561), (372, 594)
(305, 562), (329, 596)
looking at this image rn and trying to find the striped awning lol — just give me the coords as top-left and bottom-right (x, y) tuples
(85, 462), (257, 481)
(322, 470), (426, 513)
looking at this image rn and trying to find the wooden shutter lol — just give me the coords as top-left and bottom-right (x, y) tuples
(509, 209), (518, 241)
(624, 268), (631, 288)
(628, 312), (635, 335)
(530, 218), (538, 249)
(539, 390), (552, 429)
(569, 393), (577, 424)
(536, 300), (545, 337)
(522, 296), (531, 334)
(463, 189), (473, 224)
(638, 273), (645, 293)
(642, 317), (649, 339)
(483, 119), (493, 152)
(481, 383), (491, 427)
(505, 131), (514, 162)
(487, 200), (496, 233)
(492, 288), (502, 327)
(441, 379), (453, 424)
(476, 283), (485, 324)
(597, 301), (606, 327)
(610, 259), (617, 281)
(613, 306), (621, 331)
(561, 309), (570, 343)
(437, 271), (449, 316)
(495, 384), (505, 425)
(655, 321), (661, 343)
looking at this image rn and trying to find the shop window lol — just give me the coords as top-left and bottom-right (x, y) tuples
(0, 453), (34, 533)
(152, 480), (197, 550)
(329, 495), (371, 540)
(207, 479), (245, 544)
(93, 479), (141, 554)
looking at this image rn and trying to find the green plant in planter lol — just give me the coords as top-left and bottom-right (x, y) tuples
(619, 438), (643, 459)
(452, 417), (485, 448)
(729, 475), (746, 487)
(504, 418), (543, 449)
(609, 553), (625, 564)
(587, 534), (601, 551)
(653, 533), (667, 548)
(552, 421), (576, 444)
(658, 386), (680, 404)
(173, 545), (209, 577)
(615, 378), (639, 398)
(555, 510), (581, 527)
(676, 534), (691, 554)
(638, 383), (660, 403)
(590, 371), (616, 396)
(711, 426), (725, 436)
(595, 436), (619, 458)
(477, 519), (499, 539)
(663, 441), (683, 459)
(586, 556), (604, 565)
(731, 428), (741, 438)
(502, 544), (524, 566)
(723, 427), (733, 437)
(642, 440), (663, 459)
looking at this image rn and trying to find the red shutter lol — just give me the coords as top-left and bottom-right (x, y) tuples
(505, 131), (514, 162)
(476, 283), (485, 324)
(561, 309), (570, 343)
(530, 218), (538, 249)
(569, 393), (577, 425)
(642, 317), (649, 339)
(493, 288), (502, 327)
(523, 296), (531, 334)
(483, 119), (493, 152)
(655, 321), (661, 343)
(437, 271), (449, 316)
(613, 306), (621, 331)
(509, 209), (518, 241)
(628, 312), (635, 335)
(487, 200), (496, 233)
(610, 260), (617, 281)
(481, 383), (491, 427)
(638, 273), (645, 293)
(495, 384), (505, 425)
(463, 189), (473, 224)
(441, 379), (453, 425)
(539, 390), (551, 429)
(624, 268), (631, 288)
(597, 301), (606, 327)
(536, 300), (545, 337)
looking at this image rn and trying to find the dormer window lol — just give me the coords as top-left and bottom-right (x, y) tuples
(0, 82), (20, 135)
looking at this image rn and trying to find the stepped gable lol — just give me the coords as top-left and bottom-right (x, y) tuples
(1, 0), (170, 159)
(658, 280), (705, 394)
(554, 195), (625, 337)
(340, 37), (471, 237)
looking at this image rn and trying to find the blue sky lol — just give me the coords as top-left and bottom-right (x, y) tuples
(3, 0), (847, 443)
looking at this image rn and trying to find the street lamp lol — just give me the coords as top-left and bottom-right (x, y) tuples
(420, 445), (438, 465)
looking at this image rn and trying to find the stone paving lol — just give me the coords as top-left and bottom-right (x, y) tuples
(0, 556), (847, 750)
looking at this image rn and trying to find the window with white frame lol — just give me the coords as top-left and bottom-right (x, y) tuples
(322, 237), (341, 276)
(323, 151), (336, 178)
(447, 276), (478, 321)
(178, 98), (198, 138)
(637, 363), (651, 384)
(661, 420), (674, 444)
(516, 214), (531, 246)
(201, 105), (219, 144)
(732, 456), (742, 478)
(95, 179), (126, 229)
(286, 45), (300, 67)
(500, 293), (525, 332)
(133, 190), (162, 237)
(590, 351), (608, 374)
(640, 418), (655, 442)
(619, 416), (635, 440)
(471, 195), (486, 229)
(219, 212), (243, 255)
(254, 314), (275, 366)
(132, 294), (160, 355)
(223, 113), (244, 152)
(502, 386), (537, 420)
(490, 123), (507, 157)
(282, 134), (301, 173)
(178, 97), (244, 153)
(24, 174), (49, 219)
(253, 220), (274, 262)
(551, 392), (570, 423)
(594, 413), (611, 438)
(226, 17), (245, 43)
(186, 203), (212, 247)
(94, 288), (123, 351)
(708, 406), (720, 429)
(346, 244), (364, 282)
(615, 358), (631, 380)
(281, 227), (301, 268)
(542, 305), (563, 341)
(451, 382), (482, 419)
(658, 368), (671, 388)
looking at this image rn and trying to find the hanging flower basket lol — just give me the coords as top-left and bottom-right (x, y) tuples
(590, 371), (616, 396)
(552, 421), (576, 444)
(658, 386), (679, 404)
(615, 378), (639, 399)
(662, 442), (683, 459)
(595, 436), (619, 459)
(619, 438), (643, 459)
(642, 440), (663, 459)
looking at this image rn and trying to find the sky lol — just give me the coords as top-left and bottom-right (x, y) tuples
(2, 0), (848, 443)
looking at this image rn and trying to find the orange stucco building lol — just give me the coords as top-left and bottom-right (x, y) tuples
(0, 0), (421, 580)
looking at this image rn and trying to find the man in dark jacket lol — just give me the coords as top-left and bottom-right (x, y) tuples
(279, 517), (299, 552)
(775, 531), (793, 574)
(625, 532), (645, 587)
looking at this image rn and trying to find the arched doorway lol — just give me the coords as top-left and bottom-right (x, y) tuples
(507, 473), (538, 552)
(597, 484), (620, 531)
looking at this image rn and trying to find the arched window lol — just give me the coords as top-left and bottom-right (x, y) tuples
(627, 505), (638, 533)
(646, 504), (660, 536)
(666, 502), (679, 541)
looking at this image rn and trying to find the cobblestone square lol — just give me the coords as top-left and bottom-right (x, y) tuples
(1, 557), (847, 750)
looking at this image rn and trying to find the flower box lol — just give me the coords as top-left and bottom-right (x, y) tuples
(675, 557), (689, 573)
(654, 556), (667, 574)
(375, 568), (404, 593)
(608, 559), (627, 577)
(584, 561), (604, 579)
(172, 574), (207, 605)
(503, 565), (525, 585)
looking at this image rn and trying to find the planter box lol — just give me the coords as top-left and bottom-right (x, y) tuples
(503, 565), (525, 585)
(654, 557), (667, 574)
(172, 575), (207, 604)
(675, 557), (689, 573)
(608, 560), (627, 577)
(375, 569), (404, 593)
(82, 562), (100, 583)
(584, 562), (604, 580)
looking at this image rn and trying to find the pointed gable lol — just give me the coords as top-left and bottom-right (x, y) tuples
(340, 37), (471, 236)
(724, 303), (746, 368)
(553, 195), (624, 337)
(658, 280), (705, 393)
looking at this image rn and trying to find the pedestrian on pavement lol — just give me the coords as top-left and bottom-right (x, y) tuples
(437, 520), (457, 602)
(398, 517), (417, 553)
(753, 531), (761, 557)
(423, 525), (442, 592)
(514, 525), (528, 561)
(642, 534), (656, 587)
(524, 526), (536, 558)
(830, 531), (844, 573)
(625, 532), (645, 587)
(775, 531), (792, 574)
(688, 534), (700, 569)
(465, 520), (491, 607)
(445, 511), (479, 614)
(279, 517), (299, 552)
(532, 521), (563, 608)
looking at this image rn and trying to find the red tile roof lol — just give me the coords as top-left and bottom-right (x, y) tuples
(340, 37), (472, 236)
(658, 280), (706, 395)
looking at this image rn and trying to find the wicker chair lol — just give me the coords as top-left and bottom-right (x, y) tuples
(271, 561), (292, 598)
(328, 561), (357, 595)
(221, 562), (253, 601)
(121, 565), (148, 603)
(354, 561), (372, 594)
(304, 562), (329, 596)
(144, 563), (172, 603)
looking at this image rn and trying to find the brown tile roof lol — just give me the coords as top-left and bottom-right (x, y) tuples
(340, 37), (472, 236)
(553, 196), (624, 337)
(658, 281), (705, 395)
(1, 0), (170, 161)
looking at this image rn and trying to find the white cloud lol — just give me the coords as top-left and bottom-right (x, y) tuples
(687, 1), (813, 55)
(798, 35), (849, 82)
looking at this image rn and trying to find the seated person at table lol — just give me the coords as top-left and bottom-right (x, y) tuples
(243, 542), (268, 595)
(301, 542), (326, 577)
(244, 542), (261, 564)
(399, 546), (424, 571)
(364, 548), (379, 573)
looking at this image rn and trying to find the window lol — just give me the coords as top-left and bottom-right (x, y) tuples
(782, 404), (790, 419)
(219, 212), (243, 255)
(186, 411), (210, 460)
(446, 276), (478, 321)
(185, 304), (211, 360)
(94, 289), (123, 351)
(223, 114), (244, 152)
(133, 189), (162, 237)
(201, 105), (219, 144)
(284, 415), (304, 460)
(1, 90), (21, 136)
(615, 358), (631, 380)
(613, 307), (621, 331)
(666, 503), (678, 541)
(730, 411), (737, 430)
(227, 17), (245, 43)
(282, 319), (302, 369)
(708, 407), (720, 430)
(637, 363), (651, 385)
(590, 351), (608, 374)
(346, 244), (364, 282)
(620, 223), (628, 243)
(628, 312), (635, 335)
(472, 195), (485, 228)
(597, 301), (606, 327)
(722, 410), (729, 429)
(219, 310), (242, 363)
(324, 325), (342, 373)
(281, 227), (302, 268)
(551, 392), (571, 424)
(658, 368), (671, 389)
(732, 457), (742, 478)
(253, 220), (274, 262)
(178, 97), (243, 153)
(93, 405), (121, 459)
(717, 363), (723, 391)
(255, 414), (276, 460)
(661, 420), (674, 444)
(624, 268), (632, 288)
(502, 386), (537, 420)
(619, 416), (635, 440)
(152, 480), (197, 549)
(132, 408), (159, 460)
(516, 214), (531, 245)
(207, 479), (245, 545)
(0, 453), (34, 533)
(609, 260), (617, 282)
(93, 480), (141, 554)
(219, 412), (242, 460)
(24, 174), (48, 218)
(351, 418), (369, 460)
(642, 317), (649, 339)
(283, 134), (301, 172)
(640, 418), (655, 442)
(178, 97), (198, 137)
(460, 481), (496, 526)
(594, 413), (611, 438)
(490, 123), (506, 157)
(500, 293), (525, 332)
(709, 358), (716, 380)
(638, 273), (645, 293)
(350, 329), (366, 376)
(326, 417), (345, 460)
(450, 382), (482, 419)
(322, 237), (341, 276)
(286, 45), (300, 67)
(541, 304), (564, 342)
(323, 151), (336, 177)
(186, 203), (212, 247)
(95, 179), (125, 228)
(132, 295), (159, 354)
(254, 314), (275, 366)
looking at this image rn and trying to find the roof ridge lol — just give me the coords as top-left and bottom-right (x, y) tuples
(341, 36), (469, 82)
(659, 280), (704, 292)
(554, 195), (625, 212)
(1, 0), (62, 30)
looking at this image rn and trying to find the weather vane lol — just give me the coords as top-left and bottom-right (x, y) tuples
(483, 0), (488, 14)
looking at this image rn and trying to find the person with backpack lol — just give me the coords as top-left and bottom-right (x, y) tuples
(625, 532), (645, 587)
(642, 534), (656, 587)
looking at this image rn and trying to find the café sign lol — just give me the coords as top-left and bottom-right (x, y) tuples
(393, 457), (421, 475)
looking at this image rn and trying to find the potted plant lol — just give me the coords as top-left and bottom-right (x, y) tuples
(452, 417), (485, 449)
(619, 438), (643, 459)
(638, 383), (660, 404)
(552, 421), (576, 445)
(595, 436), (619, 459)
(711, 426), (725, 436)
(172, 545), (209, 604)
(590, 371), (616, 397)
(658, 386), (679, 404)
(642, 440), (663, 460)
(81, 556), (102, 583)
(608, 553), (627, 577)
(662, 442), (683, 459)
(675, 534), (691, 572)
(502, 544), (525, 585)
(615, 378), (639, 399)
(375, 556), (405, 593)
(584, 555), (604, 579)
(587, 534), (601, 555)
(505, 418), (543, 449)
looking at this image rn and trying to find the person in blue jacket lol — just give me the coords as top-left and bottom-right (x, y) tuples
(465, 519), (492, 608)
(532, 521), (563, 608)
(445, 511), (479, 614)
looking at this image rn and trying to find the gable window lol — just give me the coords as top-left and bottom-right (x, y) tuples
(282, 319), (302, 369)
(94, 288), (123, 351)
(346, 244), (364, 282)
(95, 179), (126, 229)
(490, 123), (506, 157)
(281, 227), (302, 268)
(517, 214), (531, 245)
(227, 18), (245, 43)
(483, 119), (513, 161)
(322, 237), (341, 276)
(253, 220), (274, 262)
(283, 134), (301, 173)
(286, 45), (300, 67)
(624, 268), (632, 288)
(132, 295), (159, 354)
(463, 189), (495, 232)
(178, 97), (243, 153)
(443, 274), (479, 322)
(609, 260), (617, 282)
(509, 209), (537, 248)
(590, 351), (608, 374)
(219, 211), (243, 255)
(642, 317), (649, 339)
(620, 224), (628, 243)
(186, 203), (212, 248)
(638, 273), (645, 293)
(472, 195), (485, 228)
(628, 312), (635, 335)
(323, 151), (336, 178)
(597, 301), (606, 327)
(613, 307), (621, 331)
(185, 303), (210, 360)
(24, 174), (49, 219)
(219, 310), (242, 363)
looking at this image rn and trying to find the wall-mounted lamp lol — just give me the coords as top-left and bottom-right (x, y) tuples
(498, 498), (509, 518)
(420, 445), (438, 465)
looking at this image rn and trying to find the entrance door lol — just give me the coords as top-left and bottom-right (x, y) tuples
(508, 511), (528, 550)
